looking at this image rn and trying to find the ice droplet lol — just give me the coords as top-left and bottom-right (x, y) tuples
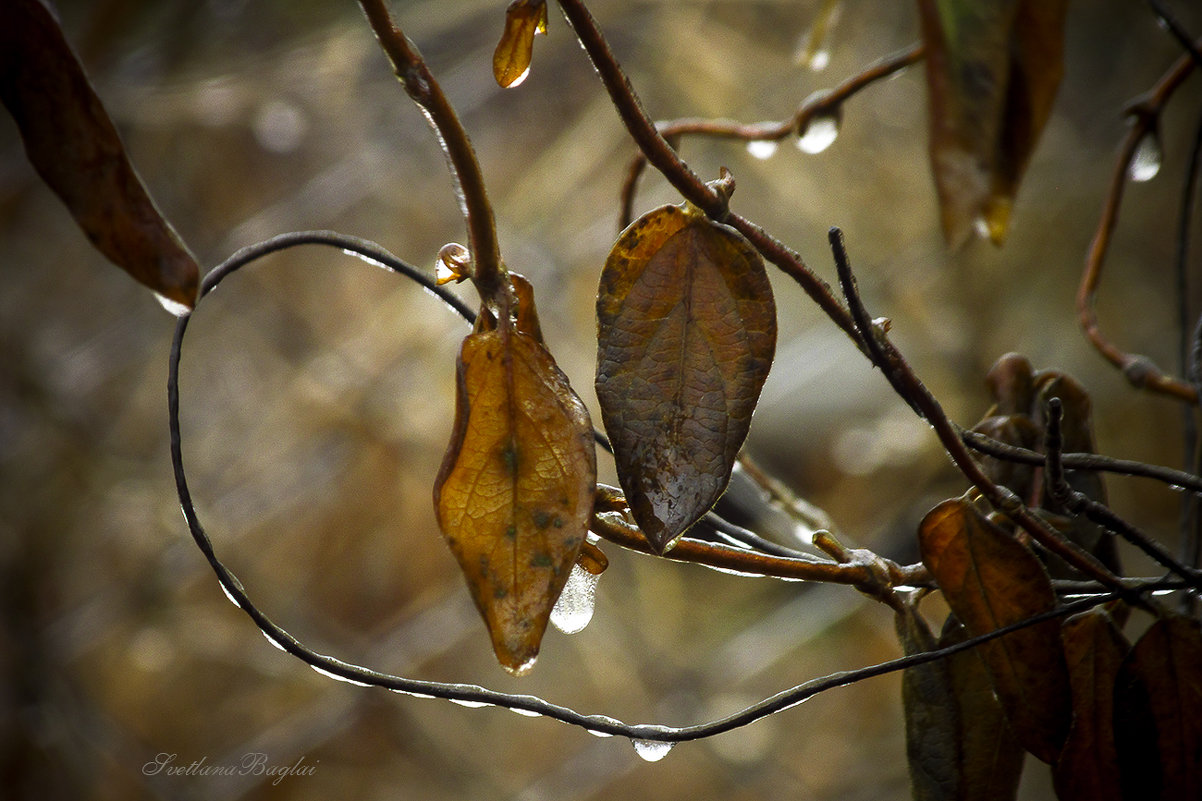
(155, 292), (192, 317)
(550, 563), (600, 634)
(310, 665), (372, 687)
(1129, 132), (1162, 182)
(261, 630), (287, 652)
(746, 139), (779, 160)
(796, 113), (839, 154)
(632, 738), (675, 762)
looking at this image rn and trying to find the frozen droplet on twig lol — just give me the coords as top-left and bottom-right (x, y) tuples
(1129, 131), (1162, 182)
(746, 139), (779, 160)
(796, 112), (840, 154)
(632, 738), (675, 762)
(550, 563), (600, 634)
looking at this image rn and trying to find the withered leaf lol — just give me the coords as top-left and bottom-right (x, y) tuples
(919, 497), (1070, 763)
(915, 0), (1068, 246)
(942, 617), (1026, 801)
(1114, 614), (1202, 800)
(595, 203), (776, 552)
(1053, 609), (1128, 801)
(897, 605), (962, 801)
(434, 280), (596, 675)
(493, 0), (547, 89)
(0, 0), (198, 311)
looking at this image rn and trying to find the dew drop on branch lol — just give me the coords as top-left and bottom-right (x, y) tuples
(631, 738), (675, 762)
(746, 139), (779, 160)
(309, 665), (372, 687)
(796, 113), (839, 154)
(550, 562), (600, 634)
(1129, 132), (1162, 182)
(451, 698), (493, 709)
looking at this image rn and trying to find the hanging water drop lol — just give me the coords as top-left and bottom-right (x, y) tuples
(261, 630), (287, 652)
(510, 706), (541, 718)
(631, 738), (675, 762)
(309, 664), (371, 687)
(746, 139), (779, 160)
(218, 581), (242, 609)
(550, 563), (600, 634)
(797, 112), (840, 154)
(1129, 131), (1162, 182)
(451, 698), (492, 709)
(154, 292), (192, 317)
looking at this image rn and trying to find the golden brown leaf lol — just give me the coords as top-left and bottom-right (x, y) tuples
(595, 203), (776, 552)
(0, 0), (198, 311)
(434, 280), (596, 675)
(493, 0), (547, 89)
(919, 497), (1070, 763)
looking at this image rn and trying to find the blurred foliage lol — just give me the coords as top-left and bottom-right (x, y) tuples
(1, 0), (1200, 799)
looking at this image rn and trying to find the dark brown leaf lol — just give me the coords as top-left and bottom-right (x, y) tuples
(942, 617), (1026, 801)
(434, 278), (596, 675)
(919, 497), (1070, 763)
(1053, 608), (1129, 801)
(915, 0), (1068, 246)
(897, 606), (962, 801)
(493, 0), (547, 89)
(595, 203), (776, 552)
(1114, 614), (1202, 800)
(0, 0), (198, 311)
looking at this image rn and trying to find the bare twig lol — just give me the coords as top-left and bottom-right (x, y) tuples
(1044, 398), (1202, 589)
(619, 43), (923, 229)
(357, 0), (510, 315)
(1078, 42), (1200, 402)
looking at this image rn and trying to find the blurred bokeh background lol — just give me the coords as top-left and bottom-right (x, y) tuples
(3, 1), (1201, 799)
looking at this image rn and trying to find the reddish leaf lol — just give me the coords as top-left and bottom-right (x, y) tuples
(434, 277), (596, 675)
(915, 0), (1068, 246)
(1053, 609), (1129, 801)
(1114, 614), (1202, 800)
(595, 203), (776, 552)
(493, 0), (547, 89)
(919, 497), (1070, 763)
(0, 0), (198, 311)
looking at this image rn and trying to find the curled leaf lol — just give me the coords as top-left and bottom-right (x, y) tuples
(493, 0), (548, 89)
(0, 0), (198, 311)
(434, 277), (596, 675)
(919, 497), (1070, 763)
(595, 203), (776, 552)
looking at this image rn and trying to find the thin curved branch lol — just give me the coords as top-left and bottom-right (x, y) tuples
(1078, 43), (1201, 402)
(960, 427), (1202, 494)
(619, 42), (923, 228)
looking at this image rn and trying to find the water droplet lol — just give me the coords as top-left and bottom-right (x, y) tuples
(506, 65), (532, 89)
(451, 698), (492, 709)
(585, 715), (621, 737)
(309, 665), (371, 687)
(218, 582), (241, 608)
(805, 48), (830, 72)
(796, 113), (840, 154)
(261, 630), (287, 652)
(746, 139), (779, 160)
(550, 563), (600, 634)
(390, 688), (436, 699)
(155, 292), (192, 317)
(1129, 132), (1162, 182)
(502, 655), (538, 677)
(632, 738), (675, 762)
(510, 706), (541, 717)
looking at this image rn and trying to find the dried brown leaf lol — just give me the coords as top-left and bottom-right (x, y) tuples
(0, 0), (198, 311)
(919, 497), (1070, 763)
(915, 0), (1068, 247)
(1115, 614), (1202, 800)
(435, 279), (596, 675)
(1053, 609), (1128, 801)
(493, 0), (547, 89)
(595, 203), (776, 552)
